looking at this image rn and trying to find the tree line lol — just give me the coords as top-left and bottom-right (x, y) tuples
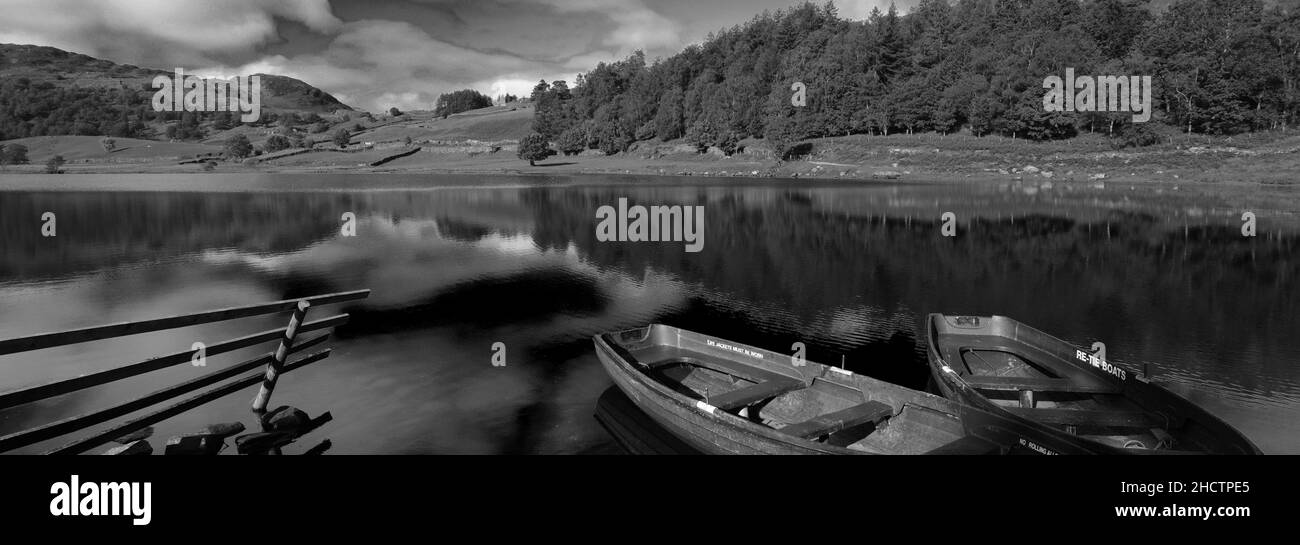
(526, 0), (1300, 159)
(434, 89), (494, 118)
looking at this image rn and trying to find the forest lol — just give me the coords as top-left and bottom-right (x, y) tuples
(529, 0), (1300, 158)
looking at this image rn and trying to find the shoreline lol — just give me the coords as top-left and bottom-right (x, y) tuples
(2, 132), (1297, 190)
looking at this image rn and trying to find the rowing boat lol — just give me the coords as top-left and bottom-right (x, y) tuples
(924, 314), (1262, 454)
(594, 324), (1099, 454)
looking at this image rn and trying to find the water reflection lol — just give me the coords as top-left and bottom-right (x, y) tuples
(0, 175), (1297, 453)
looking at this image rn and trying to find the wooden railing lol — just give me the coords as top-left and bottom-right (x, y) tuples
(0, 289), (370, 455)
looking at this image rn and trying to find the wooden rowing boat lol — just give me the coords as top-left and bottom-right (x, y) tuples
(594, 324), (1100, 454)
(925, 314), (1262, 454)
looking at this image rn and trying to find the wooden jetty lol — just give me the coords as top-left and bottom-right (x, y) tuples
(0, 289), (370, 455)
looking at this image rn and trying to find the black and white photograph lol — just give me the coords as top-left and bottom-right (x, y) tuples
(0, 0), (1295, 529)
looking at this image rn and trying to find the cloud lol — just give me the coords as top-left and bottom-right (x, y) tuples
(210, 20), (573, 111)
(0, 0), (341, 65)
(530, 0), (680, 52)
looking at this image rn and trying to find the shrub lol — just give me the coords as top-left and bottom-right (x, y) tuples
(516, 132), (552, 165)
(223, 134), (253, 160)
(45, 155), (66, 174)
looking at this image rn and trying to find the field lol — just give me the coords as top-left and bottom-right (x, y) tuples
(3, 105), (1297, 189)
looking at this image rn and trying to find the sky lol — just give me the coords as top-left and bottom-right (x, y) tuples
(0, 0), (919, 112)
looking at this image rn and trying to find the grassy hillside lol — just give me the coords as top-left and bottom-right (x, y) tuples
(1, 135), (218, 162)
(0, 44), (353, 114)
(350, 103), (533, 144)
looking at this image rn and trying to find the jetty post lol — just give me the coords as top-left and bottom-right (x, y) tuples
(252, 300), (310, 413)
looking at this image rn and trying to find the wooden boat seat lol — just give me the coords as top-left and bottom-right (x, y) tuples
(708, 378), (805, 411)
(780, 400), (894, 439)
(963, 375), (1121, 395)
(1006, 407), (1166, 429)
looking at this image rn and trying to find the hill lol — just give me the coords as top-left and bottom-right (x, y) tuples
(0, 43), (353, 141)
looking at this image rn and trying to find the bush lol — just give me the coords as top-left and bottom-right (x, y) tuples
(685, 120), (717, 153)
(716, 131), (740, 156)
(264, 134), (292, 153)
(516, 132), (552, 165)
(45, 155), (66, 174)
(1111, 122), (1162, 149)
(0, 143), (30, 165)
(224, 134), (253, 159)
(101, 138), (116, 152)
(557, 127), (587, 156)
(333, 128), (352, 148)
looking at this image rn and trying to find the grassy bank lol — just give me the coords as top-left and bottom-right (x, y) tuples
(2, 101), (1296, 188)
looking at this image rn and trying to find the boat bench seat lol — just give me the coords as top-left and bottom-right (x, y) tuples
(963, 375), (1121, 395)
(709, 378), (805, 411)
(780, 400), (894, 439)
(1006, 407), (1166, 429)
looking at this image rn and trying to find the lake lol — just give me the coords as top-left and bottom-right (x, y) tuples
(1, 174), (1297, 454)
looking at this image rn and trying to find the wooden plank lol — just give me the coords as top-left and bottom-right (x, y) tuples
(963, 375), (1119, 395)
(0, 314), (348, 411)
(46, 349), (332, 455)
(0, 333), (331, 453)
(1006, 407), (1164, 428)
(0, 290), (368, 357)
(780, 401), (895, 439)
(707, 379), (804, 411)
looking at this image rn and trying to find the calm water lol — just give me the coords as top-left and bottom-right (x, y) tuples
(1, 174), (1298, 454)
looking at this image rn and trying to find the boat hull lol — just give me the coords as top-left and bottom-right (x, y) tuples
(925, 314), (1262, 455)
(595, 324), (1100, 455)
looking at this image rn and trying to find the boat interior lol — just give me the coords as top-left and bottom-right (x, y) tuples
(932, 330), (1186, 451)
(619, 341), (1006, 454)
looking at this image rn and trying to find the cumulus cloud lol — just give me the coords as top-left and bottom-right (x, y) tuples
(530, 0), (681, 52)
(0, 0), (341, 65)
(208, 20), (572, 111)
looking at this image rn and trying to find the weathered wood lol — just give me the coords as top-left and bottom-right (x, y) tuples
(252, 300), (310, 412)
(963, 375), (1120, 395)
(46, 349), (332, 455)
(707, 379), (804, 411)
(0, 333), (331, 453)
(302, 439), (333, 455)
(235, 431), (295, 455)
(780, 401), (895, 439)
(199, 422), (245, 439)
(102, 440), (152, 456)
(0, 290), (368, 356)
(1005, 407), (1165, 429)
(113, 427), (154, 445)
(0, 315), (344, 411)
